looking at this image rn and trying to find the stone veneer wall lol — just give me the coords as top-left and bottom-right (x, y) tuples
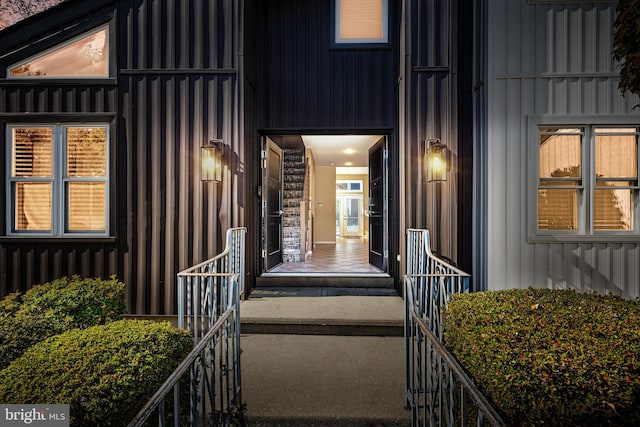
(282, 149), (305, 262)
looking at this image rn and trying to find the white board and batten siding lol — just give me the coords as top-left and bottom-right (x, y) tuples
(481, 0), (640, 298)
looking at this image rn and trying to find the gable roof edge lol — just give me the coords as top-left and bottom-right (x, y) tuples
(0, 0), (116, 60)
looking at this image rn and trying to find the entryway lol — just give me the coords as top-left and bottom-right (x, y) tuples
(258, 133), (393, 286)
(268, 237), (380, 274)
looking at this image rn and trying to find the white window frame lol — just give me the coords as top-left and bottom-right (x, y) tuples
(6, 124), (110, 237)
(528, 116), (640, 242)
(336, 179), (364, 193)
(334, 0), (389, 45)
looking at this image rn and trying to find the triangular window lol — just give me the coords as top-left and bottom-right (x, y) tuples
(8, 26), (109, 78)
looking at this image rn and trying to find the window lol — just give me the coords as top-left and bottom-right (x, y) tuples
(7, 125), (109, 236)
(8, 26), (109, 78)
(335, 0), (388, 45)
(534, 124), (639, 238)
(336, 180), (363, 192)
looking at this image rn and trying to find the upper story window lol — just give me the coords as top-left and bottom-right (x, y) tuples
(7, 124), (109, 236)
(533, 123), (639, 239)
(335, 0), (388, 45)
(8, 26), (109, 78)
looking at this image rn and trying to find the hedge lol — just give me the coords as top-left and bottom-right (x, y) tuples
(0, 275), (126, 370)
(443, 288), (640, 426)
(0, 319), (193, 426)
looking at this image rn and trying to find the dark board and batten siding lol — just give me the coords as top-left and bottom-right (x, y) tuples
(1, 0), (474, 308)
(0, 80), (119, 297)
(400, 0), (466, 272)
(0, 0), (243, 314)
(119, 0), (242, 314)
(254, 0), (397, 130)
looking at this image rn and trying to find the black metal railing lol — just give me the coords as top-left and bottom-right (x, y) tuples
(404, 229), (505, 426)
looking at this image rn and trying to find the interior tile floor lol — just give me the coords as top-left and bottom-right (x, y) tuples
(269, 237), (384, 274)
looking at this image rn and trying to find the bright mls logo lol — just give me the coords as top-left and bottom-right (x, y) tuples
(1, 405), (69, 426)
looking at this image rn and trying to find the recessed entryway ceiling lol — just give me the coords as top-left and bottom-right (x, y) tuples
(301, 135), (382, 168)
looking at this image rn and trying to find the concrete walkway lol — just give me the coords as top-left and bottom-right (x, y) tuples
(239, 289), (411, 426)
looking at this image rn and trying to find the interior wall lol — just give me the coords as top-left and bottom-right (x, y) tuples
(314, 166), (337, 243)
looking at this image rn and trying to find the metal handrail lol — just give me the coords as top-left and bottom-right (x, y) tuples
(404, 229), (505, 426)
(128, 273), (243, 427)
(405, 229), (469, 339)
(128, 295), (239, 427)
(178, 227), (246, 342)
(129, 227), (246, 426)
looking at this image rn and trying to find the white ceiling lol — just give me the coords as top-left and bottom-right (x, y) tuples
(301, 135), (382, 168)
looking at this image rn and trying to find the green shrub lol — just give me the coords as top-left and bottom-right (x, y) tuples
(0, 275), (126, 369)
(443, 288), (640, 426)
(0, 319), (193, 426)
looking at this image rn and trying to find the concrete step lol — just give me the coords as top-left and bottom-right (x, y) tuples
(240, 290), (404, 336)
(255, 275), (395, 288)
(242, 334), (411, 427)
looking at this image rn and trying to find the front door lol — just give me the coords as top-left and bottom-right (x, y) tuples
(263, 137), (284, 270)
(368, 137), (387, 270)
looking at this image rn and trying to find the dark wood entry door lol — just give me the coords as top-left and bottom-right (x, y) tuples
(368, 137), (387, 270)
(264, 138), (284, 270)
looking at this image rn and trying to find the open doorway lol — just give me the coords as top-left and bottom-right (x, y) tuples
(260, 134), (389, 277)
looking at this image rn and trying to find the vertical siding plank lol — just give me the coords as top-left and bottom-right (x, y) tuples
(610, 244), (623, 297)
(164, 76), (177, 314)
(593, 243), (608, 295)
(505, 77), (522, 289)
(487, 78), (508, 290)
(548, 243), (564, 289)
(122, 87), (135, 313)
(9, 249), (20, 293)
(627, 245), (640, 300)
(0, 247), (5, 298)
(150, 76), (161, 314)
(563, 243), (580, 291)
(178, 76), (190, 274)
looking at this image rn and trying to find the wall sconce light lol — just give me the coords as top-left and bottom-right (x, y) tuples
(201, 139), (224, 182)
(425, 138), (448, 182)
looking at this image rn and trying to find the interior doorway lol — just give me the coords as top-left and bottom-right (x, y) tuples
(260, 134), (389, 276)
(336, 193), (364, 238)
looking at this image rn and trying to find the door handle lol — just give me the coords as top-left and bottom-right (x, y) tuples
(277, 210), (285, 216)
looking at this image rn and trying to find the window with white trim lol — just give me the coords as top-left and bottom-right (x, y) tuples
(335, 0), (388, 45)
(7, 124), (109, 236)
(336, 180), (363, 192)
(535, 125), (639, 237)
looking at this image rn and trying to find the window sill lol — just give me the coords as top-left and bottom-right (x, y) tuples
(0, 78), (117, 86)
(528, 234), (640, 244)
(329, 44), (392, 51)
(0, 236), (117, 244)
